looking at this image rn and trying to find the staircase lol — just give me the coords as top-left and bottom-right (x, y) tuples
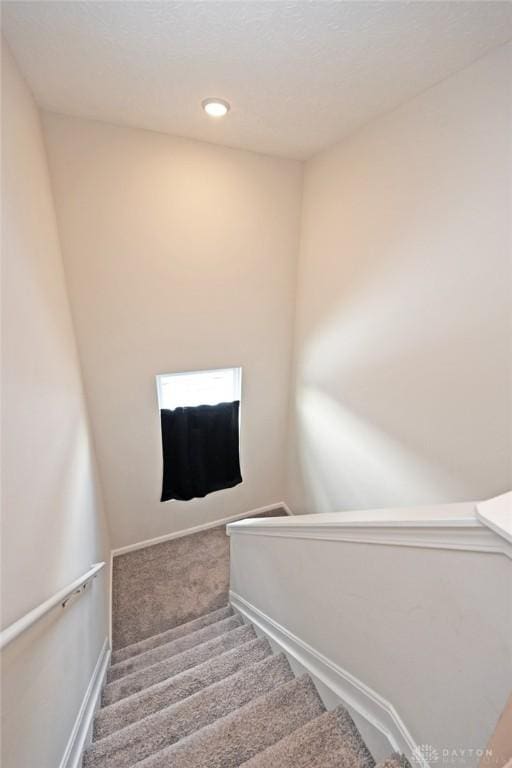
(84, 605), (407, 768)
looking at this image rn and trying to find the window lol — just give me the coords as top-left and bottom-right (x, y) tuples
(156, 367), (242, 411)
(157, 367), (243, 501)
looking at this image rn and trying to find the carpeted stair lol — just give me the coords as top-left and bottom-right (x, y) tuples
(85, 605), (408, 768)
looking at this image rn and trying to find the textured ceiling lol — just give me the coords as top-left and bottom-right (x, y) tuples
(3, 1), (512, 159)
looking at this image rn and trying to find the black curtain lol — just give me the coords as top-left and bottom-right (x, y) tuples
(160, 400), (242, 502)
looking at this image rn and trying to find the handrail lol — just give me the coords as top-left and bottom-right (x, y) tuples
(229, 499), (478, 527)
(0, 561), (105, 650)
(477, 491), (512, 544)
(227, 497), (512, 559)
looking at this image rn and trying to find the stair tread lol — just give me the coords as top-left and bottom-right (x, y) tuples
(108, 615), (242, 682)
(128, 674), (325, 768)
(375, 755), (411, 768)
(238, 706), (375, 768)
(85, 654), (293, 768)
(94, 637), (272, 741)
(111, 606), (233, 664)
(102, 624), (256, 706)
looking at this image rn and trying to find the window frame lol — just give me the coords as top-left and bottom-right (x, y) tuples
(155, 366), (243, 412)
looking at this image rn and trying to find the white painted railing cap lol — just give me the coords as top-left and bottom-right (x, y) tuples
(227, 494), (512, 559)
(477, 491), (512, 543)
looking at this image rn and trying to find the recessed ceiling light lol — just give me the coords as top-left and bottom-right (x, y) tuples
(202, 98), (230, 118)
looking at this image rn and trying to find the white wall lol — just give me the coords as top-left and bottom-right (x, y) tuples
(43, 113), (303, 549)
(229, 516), (511, 765)
(1, 44), (111, 768)
(287, 43), (512, 515)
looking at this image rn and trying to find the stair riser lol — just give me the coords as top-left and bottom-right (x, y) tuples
(94, 637), (272, 741)
(238, 707), (376, 768)
(130, 675), (325, 768)
(107, 615), (242, 682)
(111, 606), (233, 665)
(102, 624), (257, 706)
(84, 655), (293, 768)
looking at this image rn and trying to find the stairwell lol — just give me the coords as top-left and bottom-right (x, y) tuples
(84, 603), (408, 767)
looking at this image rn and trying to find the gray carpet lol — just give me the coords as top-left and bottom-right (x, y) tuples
(107, 614), (242, 682)
(95, 637), (272, 740)
(85, 654), (292, 768)
(88, 603), (411, 768)
(111, 605), (233, 665)
(128, 675), (325, 768)
(111, 508), (288, 649)
(102, 623), (256, 706)
(239, 706), (375, 768)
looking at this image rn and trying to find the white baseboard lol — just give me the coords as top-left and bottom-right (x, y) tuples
(108, 550), (113, 648)
(59, 638), (110, 768)
(230, 591), (425, 768)
(111, 502), (292, 557)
